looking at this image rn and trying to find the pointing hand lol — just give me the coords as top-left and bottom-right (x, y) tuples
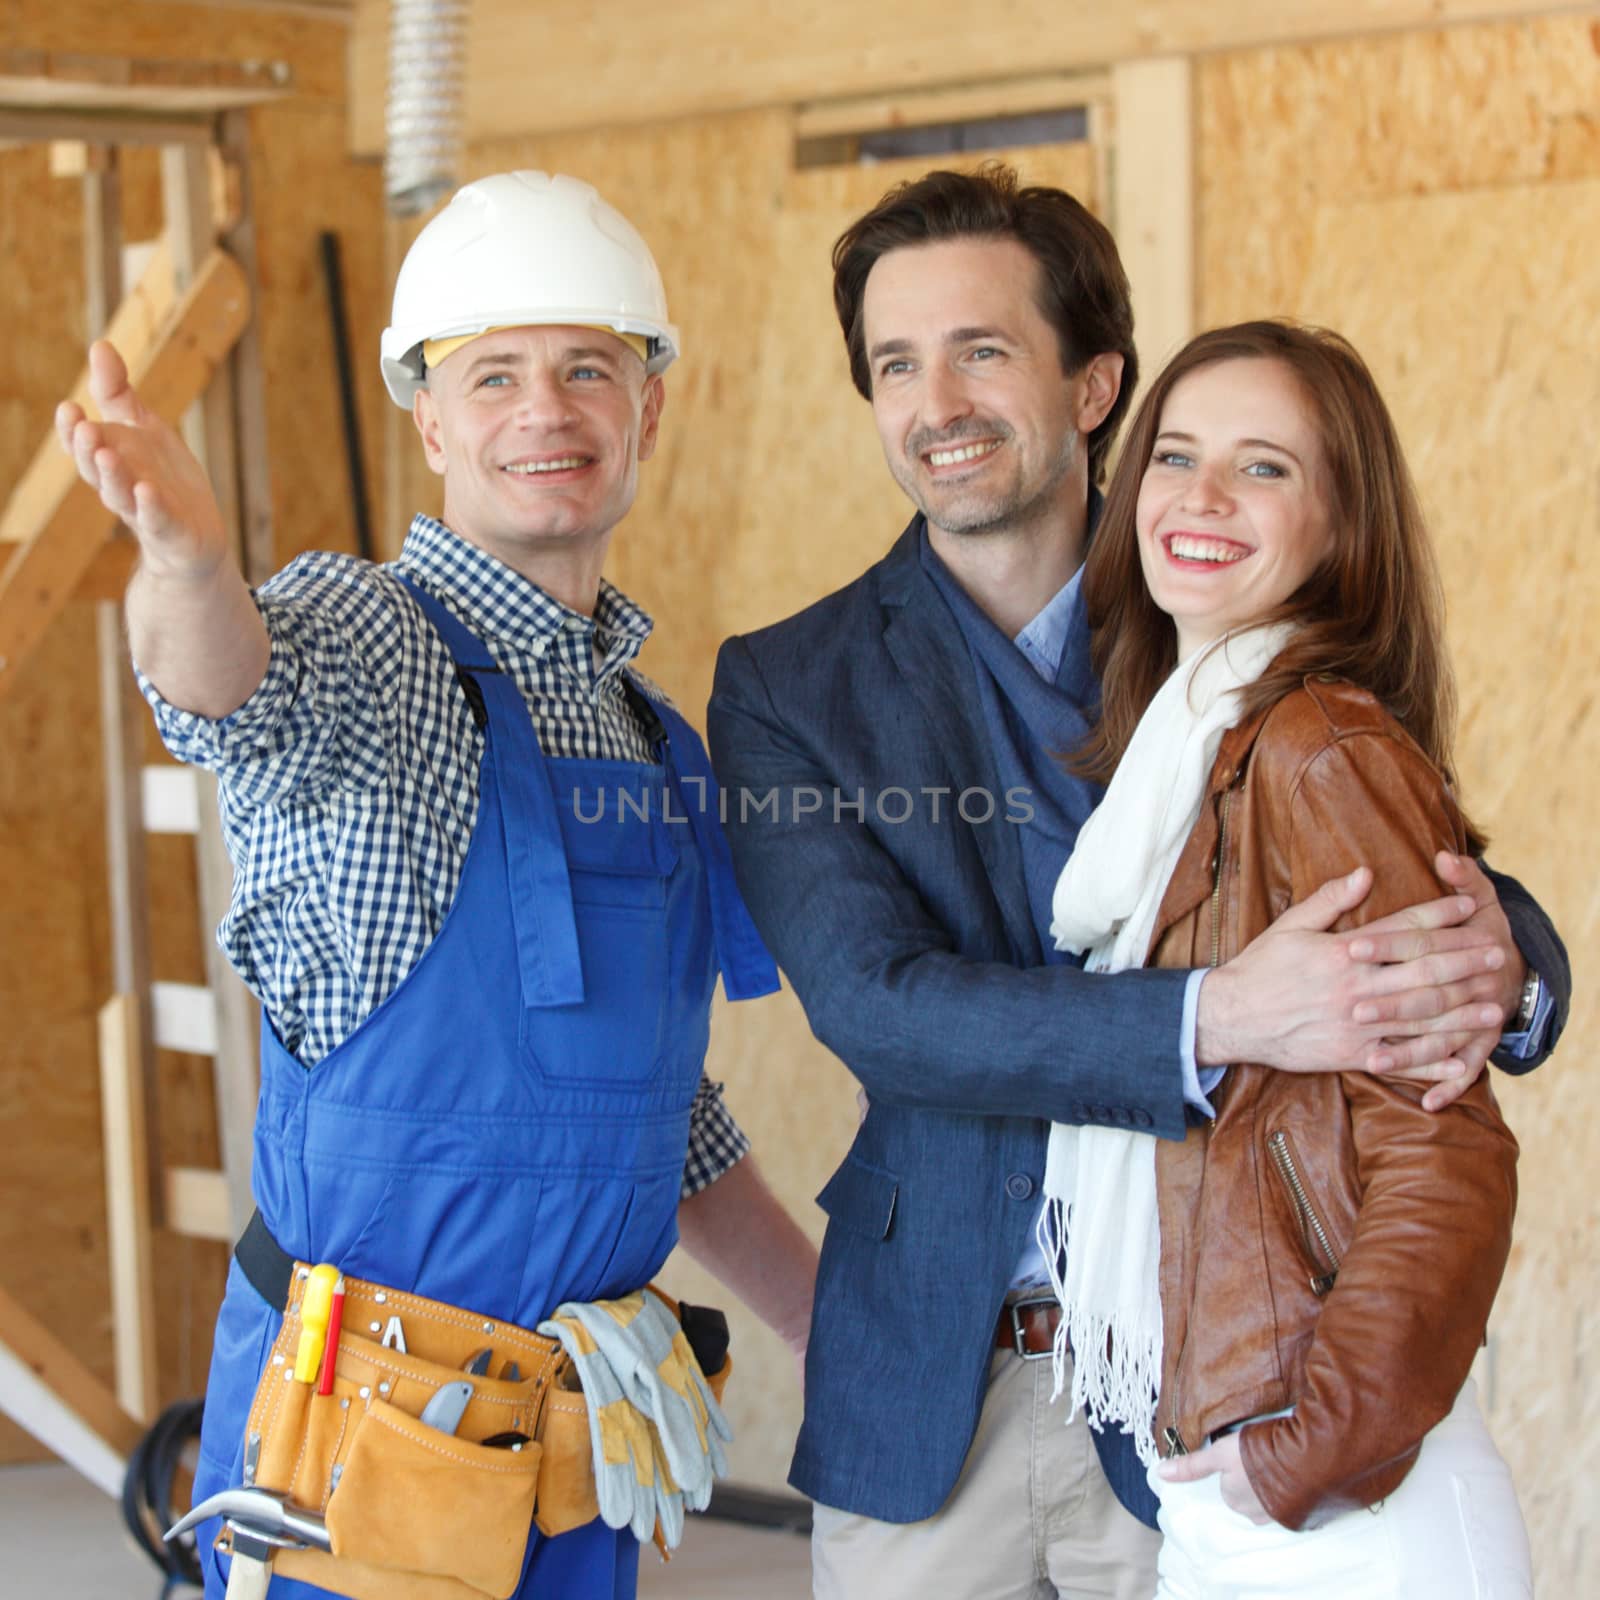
(56, 340), (227, 580)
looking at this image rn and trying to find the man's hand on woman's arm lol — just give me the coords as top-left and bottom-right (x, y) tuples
(1195, 861), (1519, 1111)
(57, 339), (268, 718)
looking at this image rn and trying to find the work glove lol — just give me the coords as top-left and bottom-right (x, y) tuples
(542, 1291), (732, 1518)
(648, 1427), (687, 1552)
(536, 1308), (659, 1544)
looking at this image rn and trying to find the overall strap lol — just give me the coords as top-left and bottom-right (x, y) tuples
(396, 573), (585, 1008)
(632, 682), (780, 1002)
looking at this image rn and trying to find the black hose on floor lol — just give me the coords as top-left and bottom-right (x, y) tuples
(120, 1396), (205, 1596)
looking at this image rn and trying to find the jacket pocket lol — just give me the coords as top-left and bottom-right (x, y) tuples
(816, 1155), (899, 1241)
(1266, 1129), (1341, 1296)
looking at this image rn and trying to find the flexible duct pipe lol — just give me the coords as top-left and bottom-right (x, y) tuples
(384, 0), (468, 216)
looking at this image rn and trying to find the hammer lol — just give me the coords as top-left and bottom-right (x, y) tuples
(166, 1487), (332, 1599)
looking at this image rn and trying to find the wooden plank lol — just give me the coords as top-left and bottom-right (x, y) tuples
(1111, 57), (1195, 402)
(163, 1167), (234, 1243)
(0, 1284), (144, 1495)
(194, 779), (260, 1238)
(0, 236), (178, 551)
(164, 144), (243, 552)
(0, 107), (212, 146)
(219, 108), (275, 585)
(74, 533), (138, 600)
(0, 245), (250, 696)
(85, 149), (166, 1247)
(0, 47), (292, 113)
(794, 71), (1110, 141)
(47, 139), (109, 177)
(163, 139), (261, 1242)
(348, 0), (1600, 150)
(140, 765), (201, 835)
(79, 144), (122, 334)
(3, 1), (347, 105)
(150, 981), (218, 1056)
(97, 995), (159, 1423)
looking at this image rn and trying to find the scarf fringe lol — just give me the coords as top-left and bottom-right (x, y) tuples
(1036, 1196), (1161, 1469)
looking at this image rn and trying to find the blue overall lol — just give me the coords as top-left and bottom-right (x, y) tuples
(190, 581), (777, 1599)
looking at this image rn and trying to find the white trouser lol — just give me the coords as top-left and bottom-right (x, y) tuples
(1149, 1380), (1531, 1600)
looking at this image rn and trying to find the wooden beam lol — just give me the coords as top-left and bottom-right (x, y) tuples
(85, 149), (167, 1250)
(164, 1168), (234, 1243)
(0, 105), (211, 146)
(219, 108), (276, 585)
(1111, 57), (1195, 398)
(0, 245), (250, 696)
(794, 71), (1110, 142)
(3, 1), (347, 105)
(0, 1284), (144, 1496)
(48, 138), (110, 177)
(98, 995), (160, 1423)
(349, 0), (1600, 151)
(2, 237), (177, 559)
(74, 534), (139, 601)
(0, 48), (292, 113)
(162, 141), (262, 1241)
(158, 0), (354, 16)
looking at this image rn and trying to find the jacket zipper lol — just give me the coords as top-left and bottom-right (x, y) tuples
(1164, 787), (1238, 1461)
(1267, 1130), (1340, 1295)
(1209, 789), (1234, 972)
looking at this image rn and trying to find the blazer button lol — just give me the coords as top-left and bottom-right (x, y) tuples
(1005, 1172), (1035, 1202)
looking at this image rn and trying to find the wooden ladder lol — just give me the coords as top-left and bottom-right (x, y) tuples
(0, 56), (287, 1494)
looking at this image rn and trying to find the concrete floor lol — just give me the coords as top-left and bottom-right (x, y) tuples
(0, 1462), (812, 1598)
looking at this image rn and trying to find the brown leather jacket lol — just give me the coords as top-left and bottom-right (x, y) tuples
(1147, 678), (1518, 1530)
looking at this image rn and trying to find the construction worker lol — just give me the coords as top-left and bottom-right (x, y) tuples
(58, 170), (817, 1599)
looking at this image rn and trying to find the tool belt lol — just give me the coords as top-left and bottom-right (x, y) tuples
(228, 1212), (731, 1600)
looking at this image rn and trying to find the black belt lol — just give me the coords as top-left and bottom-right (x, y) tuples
(232, 1208), (733, 1376)
(234, 1208), (295, 1311)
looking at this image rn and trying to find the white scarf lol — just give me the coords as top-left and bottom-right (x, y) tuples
(1039, 623), (1294, 1466)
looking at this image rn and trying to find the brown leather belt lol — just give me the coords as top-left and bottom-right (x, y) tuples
(996, 1294), (1061, 1360)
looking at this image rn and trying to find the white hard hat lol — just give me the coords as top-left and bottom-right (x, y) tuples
(379, 170), (679, 407)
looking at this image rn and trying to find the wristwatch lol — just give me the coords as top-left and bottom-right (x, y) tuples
(1512, 969), (1543, 1033)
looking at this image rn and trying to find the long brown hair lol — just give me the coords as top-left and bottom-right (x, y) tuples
(831, 162), (1137, 484)
(1077, 320), (1482, 847)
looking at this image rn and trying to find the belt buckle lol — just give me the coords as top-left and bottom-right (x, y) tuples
(1008, 1293), (1056, 1361)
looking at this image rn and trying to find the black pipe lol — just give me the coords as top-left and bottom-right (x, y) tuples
(705, 1483), (813, 1534)
(319, 230), (375, 562)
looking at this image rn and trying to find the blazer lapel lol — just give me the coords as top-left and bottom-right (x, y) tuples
(877, 523), (1041, 964)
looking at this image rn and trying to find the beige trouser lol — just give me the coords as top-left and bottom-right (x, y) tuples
(812, 1344), (1160, 1600)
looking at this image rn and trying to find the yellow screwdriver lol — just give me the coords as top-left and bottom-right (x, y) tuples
(293, 1264), (341, 1384)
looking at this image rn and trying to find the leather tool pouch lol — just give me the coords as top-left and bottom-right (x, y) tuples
(231, 1268), (731, 1599)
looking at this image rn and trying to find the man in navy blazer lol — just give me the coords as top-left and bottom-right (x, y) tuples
(707, 166), (1568, 1598)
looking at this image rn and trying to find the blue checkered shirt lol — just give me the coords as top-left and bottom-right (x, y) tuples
(141, 515), (749, 1196)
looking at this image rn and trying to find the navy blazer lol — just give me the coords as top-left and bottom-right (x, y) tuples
(707, 519), (1570, 1525)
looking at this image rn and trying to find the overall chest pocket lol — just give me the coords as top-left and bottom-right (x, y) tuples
(520, 774), (682, 1090)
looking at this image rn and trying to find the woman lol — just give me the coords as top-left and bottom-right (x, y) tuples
(1040, 321), (1530, 1597)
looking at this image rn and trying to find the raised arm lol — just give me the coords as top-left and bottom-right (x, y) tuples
(57, 339), (268, 716)
(709, 635), (1193, 1138)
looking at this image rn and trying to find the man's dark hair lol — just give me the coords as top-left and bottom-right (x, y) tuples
(831, 162), (1138, 483)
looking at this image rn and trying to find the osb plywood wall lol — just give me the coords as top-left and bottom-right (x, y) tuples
(1197, 19), (1599, 1589)
(0, 5), (385, 1462)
